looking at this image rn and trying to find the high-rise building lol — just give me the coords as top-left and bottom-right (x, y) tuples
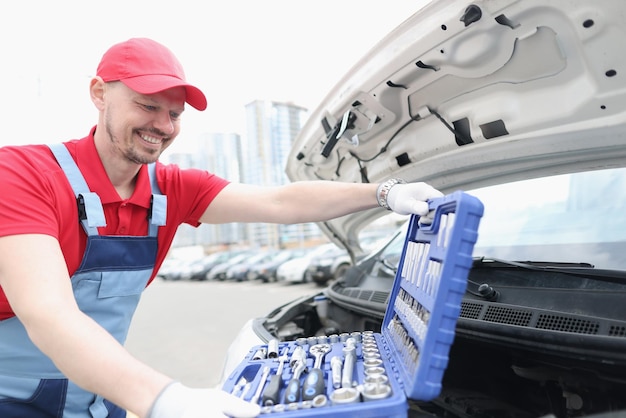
(197, 132), (248, 247)
(242, 100), (321, 248)
(166, 132), (247, 249)
(163, 151), (197, 248)
(164, 100), (323, 250)
(242, 100), (306, 186)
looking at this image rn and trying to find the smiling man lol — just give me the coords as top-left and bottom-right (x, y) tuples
(0, 38), (441, 418)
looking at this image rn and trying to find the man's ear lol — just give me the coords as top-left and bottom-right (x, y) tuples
(90, 77), (106, 111)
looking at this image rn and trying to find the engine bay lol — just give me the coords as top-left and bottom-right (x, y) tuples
(261, 273), (626, 417)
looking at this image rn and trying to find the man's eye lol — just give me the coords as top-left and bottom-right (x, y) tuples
(143, 104), (158, 111)
(170, 112), (181, 120)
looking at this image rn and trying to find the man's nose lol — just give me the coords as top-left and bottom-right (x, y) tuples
(154, 111), (175, 135)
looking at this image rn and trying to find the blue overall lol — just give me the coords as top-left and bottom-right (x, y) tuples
(0, 143), (167, 417)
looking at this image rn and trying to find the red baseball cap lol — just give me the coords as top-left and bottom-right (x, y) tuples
(96, 38), (207, 111)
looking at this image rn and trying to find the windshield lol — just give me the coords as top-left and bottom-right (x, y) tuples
(470, 167), (626, 272)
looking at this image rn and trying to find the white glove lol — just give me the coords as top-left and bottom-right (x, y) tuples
(386, 182), (443, 218)
(148, 382), (260, 418)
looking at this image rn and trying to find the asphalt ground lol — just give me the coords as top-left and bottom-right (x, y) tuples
(124, 276), (320, 388)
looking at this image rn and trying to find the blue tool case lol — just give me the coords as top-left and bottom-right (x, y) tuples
(222, 191), (484, 416)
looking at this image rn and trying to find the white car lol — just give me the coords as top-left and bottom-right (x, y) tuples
(275, 254), (313, 283)
(220, 1), (626, 416)
(276, 244), (337, 283)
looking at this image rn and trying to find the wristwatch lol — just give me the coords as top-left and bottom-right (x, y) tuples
(376, 178), (406, 210)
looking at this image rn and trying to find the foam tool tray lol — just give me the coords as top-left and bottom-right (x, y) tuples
(221, 191), (484, 416)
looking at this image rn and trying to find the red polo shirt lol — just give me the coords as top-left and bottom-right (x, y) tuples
(0, 128), (229, 320)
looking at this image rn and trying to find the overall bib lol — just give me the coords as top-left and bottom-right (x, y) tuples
(0, 143), (167, 417)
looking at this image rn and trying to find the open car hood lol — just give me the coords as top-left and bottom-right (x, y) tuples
(285, 0), (626, 255)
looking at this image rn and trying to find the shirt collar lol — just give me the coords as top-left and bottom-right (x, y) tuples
(74, 126), (152, 208)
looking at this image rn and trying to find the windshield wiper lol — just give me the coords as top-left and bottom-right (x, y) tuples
(472, 257), (626, 283)
(473, 257), (594, 270)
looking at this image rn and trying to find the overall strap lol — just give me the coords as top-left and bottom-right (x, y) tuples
(48, 144), (105, 236)
(146, 162), (167, 237)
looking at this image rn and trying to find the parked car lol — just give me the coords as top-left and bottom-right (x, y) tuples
(225, 250), (279, 282)
(275, 256), (308, 284)
(178, 250), (248, 281)
(305, 245), (352, 285)
(155, 257), (187, 281)
(246, 248), (309, 283)
(276, 244), (335, 284)
(206, 252), (253, 281)
(220, 1), (626, 416)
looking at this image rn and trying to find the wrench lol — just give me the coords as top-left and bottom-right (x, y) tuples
(302, 343), (331, 401)
(283, 346), (308, 404)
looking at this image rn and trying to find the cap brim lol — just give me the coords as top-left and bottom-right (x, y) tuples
(121, 75), (208, 111)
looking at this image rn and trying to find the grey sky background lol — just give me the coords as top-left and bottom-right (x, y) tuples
(1, 1), (427, 153)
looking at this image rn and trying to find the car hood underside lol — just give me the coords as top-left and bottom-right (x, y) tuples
(285, 0), (626, 253)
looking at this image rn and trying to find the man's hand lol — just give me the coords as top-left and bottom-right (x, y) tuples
(386, 182), (443, 217)
(148, 382), (260, 418)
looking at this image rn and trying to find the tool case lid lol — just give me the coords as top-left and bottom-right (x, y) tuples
(381, 190), (484, 401)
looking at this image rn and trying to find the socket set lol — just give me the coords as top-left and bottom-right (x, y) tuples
(222, 191), (484, 416)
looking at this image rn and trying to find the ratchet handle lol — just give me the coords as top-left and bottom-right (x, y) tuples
(283, 377), (301, 404)
(302, 368), (325, 401)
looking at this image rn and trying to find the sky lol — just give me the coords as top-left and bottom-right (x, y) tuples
(0, 1), (427, 152)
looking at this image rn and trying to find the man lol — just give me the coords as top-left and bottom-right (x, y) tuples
(0, 38), (442, 417)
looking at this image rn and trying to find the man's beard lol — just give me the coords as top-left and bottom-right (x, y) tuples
(105, 118), (161, 165)
(123, 136), (160, 165)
